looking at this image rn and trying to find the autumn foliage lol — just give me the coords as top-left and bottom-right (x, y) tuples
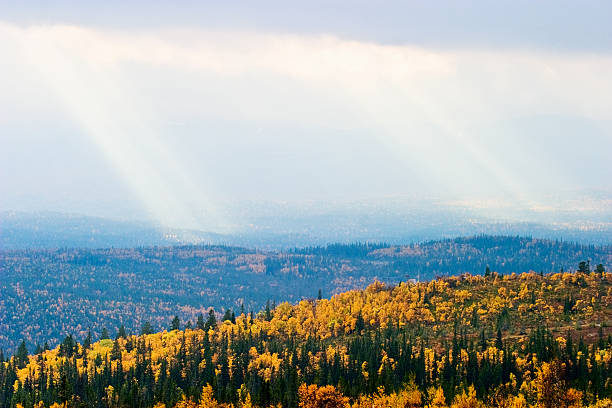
(3, 269), (612, 407)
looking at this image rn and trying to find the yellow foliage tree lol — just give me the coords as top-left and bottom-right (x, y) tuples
(298, 383), (349, 408)
(451, 386), (483, 408)
(429, 386), (448, 408)
(198, 384), (219, 408)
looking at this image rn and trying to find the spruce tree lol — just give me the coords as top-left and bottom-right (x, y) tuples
(197, 313), (205, 330)
(204, 309), (217, 331)
(15, 341), (28, 369)
(170, 316), (180, 331)
(141, 321), (153, 335)
(101, 327), (110, 340)
(83, 329), (92, 351)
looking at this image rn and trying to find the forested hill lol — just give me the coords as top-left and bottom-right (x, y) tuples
(4, 270), (612, 407)
(0, 236), (610, 353)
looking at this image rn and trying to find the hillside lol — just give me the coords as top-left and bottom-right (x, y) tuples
(1, 236), (610, 352)
(3, 270), (612, 407)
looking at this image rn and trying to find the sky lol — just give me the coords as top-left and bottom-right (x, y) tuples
(1, 1), (611, 231)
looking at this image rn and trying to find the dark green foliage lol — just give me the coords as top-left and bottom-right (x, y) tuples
(578, 260), (591, 273)
(141, 321), (153, 335)
(83, 329), (92, 351)
(170, 316), (180, 331)
(100, 328), (110, 340)
(117, 324), (127, 339)
(58, 335), (76, 358)
(204, 309), (217, 332)
(564, 295), (577, 314)
(265, 300), (272, 321)
(110, 340), (121, 360)
(14, 341), (28, 369)
(196, 313), (206, 330)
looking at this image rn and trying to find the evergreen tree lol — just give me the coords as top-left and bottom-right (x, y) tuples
(265, 300), (272, 321)
(110, 340), (122, 360)
(117, 324), (127, 339)
(141, 321), (153, 335)
(204, 309), (217, 331)
(83, 329), (92, 350)
(101, 327), (110, 340)
(578, 261), (590, 273)
(355, 312), (365, 333)
(197, 313), (206, 330)
(496, 328), (503, 350)
(15, 341), (28, 369)
(170, 316), (180, 331)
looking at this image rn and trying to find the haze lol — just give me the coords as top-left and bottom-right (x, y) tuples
(1, 1), (611, 232)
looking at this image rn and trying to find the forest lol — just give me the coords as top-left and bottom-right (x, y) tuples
(3, 267), (612, 407)
(1, 236), (610, 353)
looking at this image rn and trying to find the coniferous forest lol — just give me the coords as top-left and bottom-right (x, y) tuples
(3, 267), (612, 407)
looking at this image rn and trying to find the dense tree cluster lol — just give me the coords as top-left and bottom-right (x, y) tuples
(1, 236), (609, 352)
(2, 269), (612, 406)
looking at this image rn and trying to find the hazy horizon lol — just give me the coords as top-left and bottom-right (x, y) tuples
(1, 2), (611, 233)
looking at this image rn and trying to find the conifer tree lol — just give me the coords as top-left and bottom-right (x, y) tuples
(170, 316), (180, 331)
(141, 321), (153, 335)
(101, 327), (110, 340)
(197, 313), (206, 330)
(117, 324), (127, 339)
(204, 309), (217, 331)
(15, 340), (28, 369)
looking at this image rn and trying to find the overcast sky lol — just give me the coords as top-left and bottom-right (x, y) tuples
(1, 1), (611, 230)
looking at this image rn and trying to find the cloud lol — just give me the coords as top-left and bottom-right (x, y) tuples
(0, 22), (611, 228)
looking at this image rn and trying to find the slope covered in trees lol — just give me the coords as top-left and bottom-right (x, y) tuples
(0, 236), (610, 352)
(3, 269), (612, 407)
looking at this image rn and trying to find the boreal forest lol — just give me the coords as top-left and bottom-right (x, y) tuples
(1, 256), (612, 406)
(1, 236), (610, 352)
